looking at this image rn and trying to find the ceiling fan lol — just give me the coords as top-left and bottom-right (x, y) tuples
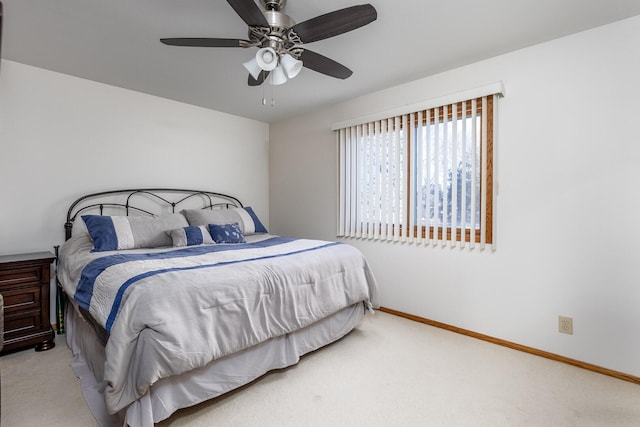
(160, 0), (377, 86)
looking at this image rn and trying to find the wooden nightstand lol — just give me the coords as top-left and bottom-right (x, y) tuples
(0, 252), (56, 353)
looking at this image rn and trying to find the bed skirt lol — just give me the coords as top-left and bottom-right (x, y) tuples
(66, 302), (366, 427)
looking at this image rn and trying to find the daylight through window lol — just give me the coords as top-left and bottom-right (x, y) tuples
(337, 93), (497, 249)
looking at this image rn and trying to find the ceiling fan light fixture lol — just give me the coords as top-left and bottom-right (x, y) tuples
(255, 47), (278, 72)
(280, 53), (303, 79)
(270, 65), (288, 85)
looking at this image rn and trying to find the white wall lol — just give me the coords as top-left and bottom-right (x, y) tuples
(0, 60), (269, 254)
(0, 60), (269, 321)
(270, 15), (640, 377)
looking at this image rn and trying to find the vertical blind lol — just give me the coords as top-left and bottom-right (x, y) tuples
(337, 91), (499, 250)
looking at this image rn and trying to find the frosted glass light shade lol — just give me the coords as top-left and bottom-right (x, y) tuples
(255, 47), (278, 72)
(243, 57), (263, 80)
(270, 65), (288, 85)
(280, 53), (303, 79)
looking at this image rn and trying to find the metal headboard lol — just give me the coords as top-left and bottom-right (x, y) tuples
(64, 188), (243, 241)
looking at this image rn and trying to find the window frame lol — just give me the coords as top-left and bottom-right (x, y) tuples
(407, 96), (493, 244)
(336, 87), (500, 248)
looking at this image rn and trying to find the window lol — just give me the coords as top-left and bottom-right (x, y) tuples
(337, 92), (498, 249)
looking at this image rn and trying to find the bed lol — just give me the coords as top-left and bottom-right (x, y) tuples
(55, 188), (379, 427)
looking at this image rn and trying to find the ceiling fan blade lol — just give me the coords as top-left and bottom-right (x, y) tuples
(299, 50), (353, 79)
(248, 70), (270, 86)
(227, 0), (269, 28)
(290, 4), (377, 44)
(160, 38), (249, 48)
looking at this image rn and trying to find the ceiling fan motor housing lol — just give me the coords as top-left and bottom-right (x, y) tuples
(264, 10), (295, 33)
(261, 0), (295, 39)
(248, 0), (297, 56)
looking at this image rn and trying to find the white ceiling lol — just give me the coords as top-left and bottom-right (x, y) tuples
(3, 0), (640, 123)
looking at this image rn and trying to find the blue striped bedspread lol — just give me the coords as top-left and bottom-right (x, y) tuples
(58, 234), (379, 414)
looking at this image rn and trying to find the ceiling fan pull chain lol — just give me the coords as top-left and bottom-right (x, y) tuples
(260, 71), (275, 107)
(271, 81), (276, 107)
(262, 71), (267, 105)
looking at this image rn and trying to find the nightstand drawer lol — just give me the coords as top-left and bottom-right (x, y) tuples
(4, 309), (43, 340)
(0, 266), (42, 288)
(2, 286), (41, 313)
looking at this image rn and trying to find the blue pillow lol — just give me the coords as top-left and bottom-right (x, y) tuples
(208, 223), (246, 244)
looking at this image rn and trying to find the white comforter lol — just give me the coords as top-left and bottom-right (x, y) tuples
(58, 234), (379, 414)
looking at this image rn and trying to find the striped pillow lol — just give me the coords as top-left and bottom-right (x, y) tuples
(169, 226), (215, 247)
(82, 214), (188, 252)
(181, 206), (267, 235)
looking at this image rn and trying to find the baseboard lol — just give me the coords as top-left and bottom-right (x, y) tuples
(378, 306), (640, 386)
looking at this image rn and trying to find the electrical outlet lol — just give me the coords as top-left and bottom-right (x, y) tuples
(558, 316), (573, 335)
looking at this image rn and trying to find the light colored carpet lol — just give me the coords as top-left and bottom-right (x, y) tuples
(1, 312), (639, 426)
